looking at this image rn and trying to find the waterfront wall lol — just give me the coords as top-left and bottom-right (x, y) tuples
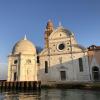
(0, 81), (41, 91)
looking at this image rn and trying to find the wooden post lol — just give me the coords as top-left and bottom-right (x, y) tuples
(24, 82), (26, 90)
(30, 81), (33, 90)
(3, 81), (6, 91)
(0, 81), (41, 91)
(14, 82), (17, 90)
(10, 82), (13, 90)
(26, 81), (29, 90)
(22, 82), (24, 90)
(18, 82), (20, 90)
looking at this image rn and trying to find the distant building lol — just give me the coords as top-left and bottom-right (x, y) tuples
(7, 20), (91, 85)
(88, 45), (100, 81)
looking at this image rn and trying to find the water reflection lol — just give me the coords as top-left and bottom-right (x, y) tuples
(0, 89), (100, 100)
(0, 91), (41, 100)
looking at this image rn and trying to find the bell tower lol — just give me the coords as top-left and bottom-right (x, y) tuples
(44, 20), (54, 48)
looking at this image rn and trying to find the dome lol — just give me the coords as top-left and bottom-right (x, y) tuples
(12, 36), (36, 55)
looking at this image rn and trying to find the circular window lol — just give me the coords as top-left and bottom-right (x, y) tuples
(58, 43), (65, 51)
(67, 42), (70, 45)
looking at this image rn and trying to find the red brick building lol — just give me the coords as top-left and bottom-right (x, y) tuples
(88, 45), (100, 81)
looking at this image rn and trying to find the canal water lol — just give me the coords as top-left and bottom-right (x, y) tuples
(0, 89), (100, 100)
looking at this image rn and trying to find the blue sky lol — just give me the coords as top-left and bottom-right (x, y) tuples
(0, 0), (100, 79)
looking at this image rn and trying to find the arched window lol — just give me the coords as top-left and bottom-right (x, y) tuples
(45, 61), (48, 73)
(92, 66), (99, 72)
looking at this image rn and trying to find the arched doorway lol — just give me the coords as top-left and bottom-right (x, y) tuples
(92, 66), (99, 81)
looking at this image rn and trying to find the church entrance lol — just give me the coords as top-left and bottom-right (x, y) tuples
(60, 71), (66, 80)
(92, 66), (99, 81)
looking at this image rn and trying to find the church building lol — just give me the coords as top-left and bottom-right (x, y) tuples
(7, 20), (90, 85)
(7, 36), (37, 81)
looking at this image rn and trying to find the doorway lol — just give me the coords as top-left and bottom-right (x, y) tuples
(92, 66), (99, 81)
(14, 72), (17, 81)
(60, 71), (66, 80)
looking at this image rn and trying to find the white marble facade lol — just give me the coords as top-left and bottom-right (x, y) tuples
(7, 21), (90, 84)
(7, 36), (37, 81)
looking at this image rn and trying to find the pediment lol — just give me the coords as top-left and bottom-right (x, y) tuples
(49, 27), (72, 40)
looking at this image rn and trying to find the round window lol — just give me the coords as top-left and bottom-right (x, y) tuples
(58, 43), (65, 51)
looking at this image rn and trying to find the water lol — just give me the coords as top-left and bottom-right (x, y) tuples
(0, 89), (100, 100)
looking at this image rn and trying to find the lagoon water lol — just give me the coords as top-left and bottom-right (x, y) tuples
(0, 89), (100, 100)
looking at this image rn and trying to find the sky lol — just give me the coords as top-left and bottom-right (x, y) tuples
(0, 0), (100, 79)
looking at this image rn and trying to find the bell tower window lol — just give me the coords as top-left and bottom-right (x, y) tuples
(14, 60), (18, 64)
